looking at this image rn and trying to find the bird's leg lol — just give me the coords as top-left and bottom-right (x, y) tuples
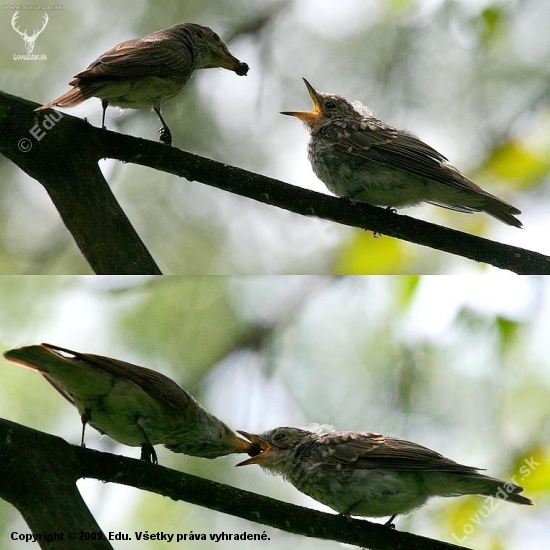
(140, 443), (158, 464)
(384, 515), (397, 529)
(154, 106), (172, 146)
(340, 502), (361, 519)
(371, 207), (397, 237)
(79, 409), (91, 447)
(343, 188), (364, 206)
(101, 100), (109, 130)
(136, 417), (158, 464)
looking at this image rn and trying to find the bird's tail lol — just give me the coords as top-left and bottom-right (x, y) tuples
(426, 471), (533, 505)
(35, 87), (88, 110)
(4, 345), (58, 374)
(3, 345), (78, 405)
(482, 195), (522, 228)
(35, 79), (107, 111)
(428, 179), (522, 227)
(474, 474), (533, 505)
(3, 344), (111, 404)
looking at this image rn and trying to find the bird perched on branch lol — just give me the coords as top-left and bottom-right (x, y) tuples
(282, 79), (522, 227)
(4, 343), (257, 464)
(238, 427), (533, 526)
(35, 23), (249, 145)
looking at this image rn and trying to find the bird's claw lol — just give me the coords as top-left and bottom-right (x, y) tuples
(384, 515), (397, 529)
(141, 443), (158, 464)
(158, 126), (172, 146)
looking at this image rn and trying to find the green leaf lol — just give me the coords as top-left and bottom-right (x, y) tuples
(334, 230), (410, 274)
(482, 141), (550, 187)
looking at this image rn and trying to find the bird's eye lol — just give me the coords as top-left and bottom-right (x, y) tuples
(325, 101), (337, 110)
(274, 433), (286, 442)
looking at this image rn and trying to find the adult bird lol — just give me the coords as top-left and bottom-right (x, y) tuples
(36, 23), (249, 145)
(4, 343), (257, 464)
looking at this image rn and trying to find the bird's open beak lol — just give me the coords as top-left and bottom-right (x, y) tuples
(280, 78), (322, 123)
(235, 431), (271, 466)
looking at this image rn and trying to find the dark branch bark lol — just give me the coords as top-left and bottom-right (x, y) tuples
(100, 133), (548, 274)
(0, 92), (161, 275)
(0, 418), (472, 550)
(0, 419), (111, 549)
(2, 91), (548, 274)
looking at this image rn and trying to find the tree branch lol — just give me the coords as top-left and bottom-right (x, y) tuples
(2, 91), (548, 274)
(0, 418), (112, 550)
(0, 92), (161, 275)
(100, 132), (548, 274)
(0, 418), (472, 550)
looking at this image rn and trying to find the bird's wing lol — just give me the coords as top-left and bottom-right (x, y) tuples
(72, 36), (194, 81)
(313, 431), (481, 473)
(330, 118), (488, 194)
(42, 344), (196, 412)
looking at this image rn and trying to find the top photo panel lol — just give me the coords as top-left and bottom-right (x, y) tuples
(1, 0), (547, 274)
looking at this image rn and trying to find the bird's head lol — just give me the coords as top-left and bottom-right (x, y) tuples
(236, 427), (312, 473)
(281, 78), (360, 131)
(185, 23), (249, 75)
(165, 419), (262, 459)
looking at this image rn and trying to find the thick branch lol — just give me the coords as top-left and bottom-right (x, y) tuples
(99, 133), (548, 274)
(2, 91), (548, 274)
(0, 419), (471, 550)
(0, 92), (161, 275)
(0, 419), (112, 550)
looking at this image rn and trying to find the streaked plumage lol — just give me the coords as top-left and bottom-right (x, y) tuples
(238, 427), (532, 523)
(282, 79), (522, 227)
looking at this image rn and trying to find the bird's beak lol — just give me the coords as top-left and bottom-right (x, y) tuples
(230, 431), (261, 454)
(280, 78), (323, 123)
(235, 431), (271, 466)
(219, 53), (249, 76)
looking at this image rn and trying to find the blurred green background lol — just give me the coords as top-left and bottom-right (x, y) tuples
(0, 275), (548, 548)
(1, 0), (549, 274)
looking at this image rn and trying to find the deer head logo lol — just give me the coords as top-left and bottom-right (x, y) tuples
(11, 12), (49, 54)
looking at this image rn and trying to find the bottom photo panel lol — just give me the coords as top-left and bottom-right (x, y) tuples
(0, 276), (547, 550)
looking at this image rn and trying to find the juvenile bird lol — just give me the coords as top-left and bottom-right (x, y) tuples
(282, 79), (522, 227)
(4, 343), (257, 464)
(237, 427), (533, 525)
(35, 23), (249, 145)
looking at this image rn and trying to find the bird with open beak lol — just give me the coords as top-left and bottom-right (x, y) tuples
(4, 343), (257, 464)
(237, 427), (532, 526)
(35, 23), (249, 145)
(281, 78), (521, 227)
